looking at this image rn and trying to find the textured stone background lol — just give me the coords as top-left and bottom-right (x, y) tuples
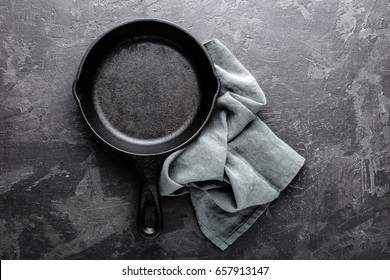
(1, 0), (389, 259)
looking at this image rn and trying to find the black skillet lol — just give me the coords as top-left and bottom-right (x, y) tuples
(73, 19), (219, 238)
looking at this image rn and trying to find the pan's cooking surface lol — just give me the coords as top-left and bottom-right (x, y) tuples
(93, 38), (200, 144)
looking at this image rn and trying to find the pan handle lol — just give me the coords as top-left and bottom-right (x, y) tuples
(136, 156), (164, 239)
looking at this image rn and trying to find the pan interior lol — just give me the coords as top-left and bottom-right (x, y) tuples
(93, 38), (200, 145)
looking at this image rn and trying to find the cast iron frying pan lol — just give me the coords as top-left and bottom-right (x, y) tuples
(73, 19), (219, 238)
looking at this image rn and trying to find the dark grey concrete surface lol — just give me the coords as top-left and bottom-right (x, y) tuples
(1, 0), (389, 259)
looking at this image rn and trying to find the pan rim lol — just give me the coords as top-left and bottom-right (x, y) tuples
(73, 18), (220, 156)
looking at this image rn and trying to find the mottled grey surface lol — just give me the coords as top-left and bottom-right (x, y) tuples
(0, 0), (389, 259)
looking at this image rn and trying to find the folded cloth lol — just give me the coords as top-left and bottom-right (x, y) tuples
(159, 39), (305, 250)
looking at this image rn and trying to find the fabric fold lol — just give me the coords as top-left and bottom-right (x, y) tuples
(159, 39), (305, 250)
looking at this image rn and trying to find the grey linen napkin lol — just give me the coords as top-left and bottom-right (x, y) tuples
(159, 39), (305, 250)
